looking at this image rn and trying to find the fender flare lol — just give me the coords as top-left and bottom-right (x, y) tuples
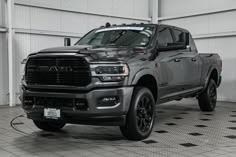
(203, 66), (218, 90)
(131, 68), (158, 85)
(130, 68), (159, 99)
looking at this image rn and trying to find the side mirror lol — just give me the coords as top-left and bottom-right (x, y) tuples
(21, 59), (27, 64)
(64, 38), (71, 46)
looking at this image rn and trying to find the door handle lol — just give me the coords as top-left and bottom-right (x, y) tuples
(191, 58), (197, 62)
(174, 58), (181, 62)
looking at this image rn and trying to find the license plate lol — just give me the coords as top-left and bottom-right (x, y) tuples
(44, 108), (61, 119)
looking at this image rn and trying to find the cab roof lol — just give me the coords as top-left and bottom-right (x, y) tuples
(98, 23), (189, 33)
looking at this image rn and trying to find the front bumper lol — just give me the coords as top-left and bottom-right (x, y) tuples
(21, 86), (134, 126)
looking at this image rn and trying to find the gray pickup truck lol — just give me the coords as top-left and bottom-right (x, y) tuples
(21, 23), (222, 141)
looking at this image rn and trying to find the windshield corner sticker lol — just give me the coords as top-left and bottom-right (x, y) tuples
(96, 27), (145, 33)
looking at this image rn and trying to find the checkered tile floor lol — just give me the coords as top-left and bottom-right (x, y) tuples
(1, 99), (236, 157)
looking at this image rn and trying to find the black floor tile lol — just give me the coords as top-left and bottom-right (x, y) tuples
(155, 130), (168, 133)
(229, 120), (236, 123)
(142, 140), (158, 144)
(12, 122), (24, 125)
(232, 111), (236, 113)
(157, 111), (165, 113)
(179, 112), (188, 114)
(195, 125), (208, 128)
(225, 135), (236, 139)
(188, 133), (203, 136)
(165, 123), (177, 126)
(200, 119), (211, 121)
(227, 127), (236, 130)
(230, 115), (236, 117)
(173, 117), (183, 120)
(204, 113), (213, 116)
(40, 133), (55, 137)
(180, 143), (198, 147)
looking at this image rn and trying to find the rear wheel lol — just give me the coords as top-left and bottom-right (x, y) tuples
(120, 87), (156, 141)
(33, 120), (66, 132)
(198, 79), (217, 112)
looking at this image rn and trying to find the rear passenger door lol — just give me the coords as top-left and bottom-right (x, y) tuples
(171, 28), (202, 89)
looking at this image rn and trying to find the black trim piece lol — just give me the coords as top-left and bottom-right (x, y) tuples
(24, 85), (134, 94)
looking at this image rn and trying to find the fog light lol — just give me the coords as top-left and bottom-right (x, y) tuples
(74, 99), (89, 111)
(24, 97), (34, 106)
(98, 96), (120, 107)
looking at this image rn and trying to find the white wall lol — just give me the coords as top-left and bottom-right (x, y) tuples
(0, 0), (8, 105)
(159, 0), (236, 102)
(0, 0), (5, 27)
(0, 33), (8, 106)
(7, 0), (151, 105)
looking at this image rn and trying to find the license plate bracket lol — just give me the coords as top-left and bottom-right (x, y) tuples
(44, 108), (61, 120)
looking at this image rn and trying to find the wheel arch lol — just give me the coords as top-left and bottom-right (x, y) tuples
(131, 69), (159, 102)
(204, 66), (219, 89)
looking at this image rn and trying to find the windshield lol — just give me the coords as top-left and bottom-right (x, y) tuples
(76, 26), (155, 47)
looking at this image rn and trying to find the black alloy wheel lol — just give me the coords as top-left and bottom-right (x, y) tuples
(120, 87), (156, 141)
(136, 95), (154, 133)
(198, 79), (217, 112)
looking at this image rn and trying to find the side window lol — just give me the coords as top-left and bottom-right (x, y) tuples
(157, 28), (174, 47)
(172, 29), (185, 44)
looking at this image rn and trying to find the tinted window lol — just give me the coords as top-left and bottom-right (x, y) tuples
(157, 28), (173, 47)
(172, 29), (185, 43)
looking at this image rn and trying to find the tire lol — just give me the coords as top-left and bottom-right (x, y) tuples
(120, 87), (156, 141)
(33, 120), (66, 132)
(198, 79), (217, 112)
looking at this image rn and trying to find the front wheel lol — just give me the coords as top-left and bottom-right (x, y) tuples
(198, 79), (217, 112)
(120, 87), (156, 141)
(33, 120), (66, 132)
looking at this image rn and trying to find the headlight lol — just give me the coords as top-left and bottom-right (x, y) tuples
(90, 64), (129, 82)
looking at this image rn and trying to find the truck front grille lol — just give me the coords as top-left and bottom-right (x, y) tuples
(25, 56), (91, 87)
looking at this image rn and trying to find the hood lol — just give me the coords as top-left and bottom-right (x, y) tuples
(38, 45), (146, 62)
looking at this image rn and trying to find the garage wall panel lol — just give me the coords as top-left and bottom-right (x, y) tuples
(159, 0), (236, 17)
(60, 12), (88, 34)
(159, 0), (208, 17)
(134, 0), (149, 18)
(0, 0), (5, 27)
(30, 8), (61, 31)
(87, 0), (113, 16)
(113, 0), (133, 17)
(0, 0), (7, 105)
(208, 11), (236, 34)
(15, 5), (30, 29)
(15, 0), (150, 19)
(208, 0), (236, 11)
(29, 0), (61, 8)
(0, 33), (9, 105)
(61, 0), (88, 13)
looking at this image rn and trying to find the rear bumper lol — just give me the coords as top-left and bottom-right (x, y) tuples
(21, 86), (134, 126)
